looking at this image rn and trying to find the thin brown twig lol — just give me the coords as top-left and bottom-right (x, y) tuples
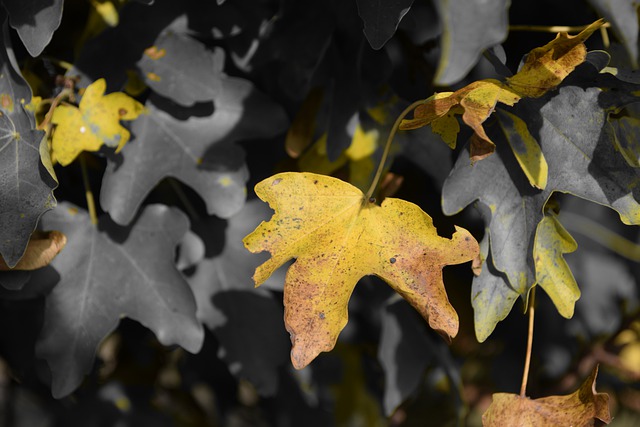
(508, 22), (611, 33)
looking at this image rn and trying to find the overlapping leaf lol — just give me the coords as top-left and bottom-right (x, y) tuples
(137, 31), (225, 106)
(0, 16), (57, 268)
(587, 0), (639, 67)
(51, 78), (144, 166)
(402, 20), (603, 161)
(244, 172), (479, 369)
(0, 231), (66, 271)
(483, 366), (611, 426)
(35, 202), (204, 398)
(100, 76), (288, 225)
(3, 0), (63, 56)
(433, 0), (509, 86)
(188, 200), (289, 395)
(443, 79), (640, 340)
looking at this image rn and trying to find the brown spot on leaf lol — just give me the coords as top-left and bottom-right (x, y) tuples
(143, 46), (167, 60)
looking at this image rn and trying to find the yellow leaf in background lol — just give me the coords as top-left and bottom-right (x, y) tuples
(91, 0), (119, 27)
(244, 172), (479, 369)
(298, 123), (380, 192)
(483, 366), (611, 426)
(285, 88), (324, 159)
(51, 79), (144, 166)
(400, 19), (604, 162)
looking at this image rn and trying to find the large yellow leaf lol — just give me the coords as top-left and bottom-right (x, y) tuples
(400, 19), (604, 162)
(243, 172), (479, 369)
(482, 366), (611, 426)
(51, 78), (144, 166)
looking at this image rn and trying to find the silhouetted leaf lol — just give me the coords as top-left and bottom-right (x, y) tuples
(188, 200), (289, 395)
(356, 0), (414, 50)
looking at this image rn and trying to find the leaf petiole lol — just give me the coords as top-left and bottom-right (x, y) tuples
(364, 99), (425, 204)
(80, 154), (98, 225)
(520, 286), (536, 397)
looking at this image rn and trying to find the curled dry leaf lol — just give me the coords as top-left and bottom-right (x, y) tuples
(400, 19), (604, 162)
(482, 365), (611, 427)
(244, 172), (479, 369)
(0, 230), (66, 271)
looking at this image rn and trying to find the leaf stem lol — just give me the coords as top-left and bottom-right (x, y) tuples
(508, 22), (610, 33)
(80, 154), (98, 225)
(168, 178), (201, 221)
(520, 286), (536, 397)
(37, 88), (73, 132)
(364, 99), (425, 203)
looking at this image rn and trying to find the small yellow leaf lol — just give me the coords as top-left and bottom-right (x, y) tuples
(400, 19), (604, 162)
(244, 172), (479, 369)
(91, 0), (119, 27)
(483, 366), (611, 426)
(401, 80), (520, 161)
(51, 78), (144, 166)
(533, 211), (579, 318)
(497, 109), (548, 189)
(0, 230), (67, 271)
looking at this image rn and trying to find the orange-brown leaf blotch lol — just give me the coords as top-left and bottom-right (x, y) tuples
(482, 365), (611, 426)
(243, 172), (479, 369)
(400, 19), (605, 162)
(0, 230), (67, 271)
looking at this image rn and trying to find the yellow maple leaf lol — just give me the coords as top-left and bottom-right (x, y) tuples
(51, 78), (144, 166)
(400, 19), (604, 162)
(243, 172), (479, 369)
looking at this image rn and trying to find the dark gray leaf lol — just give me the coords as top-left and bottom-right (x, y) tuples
(36, 203), (203, 398)
(356, 0), (414, 50)
(2, 0), (63, 56)
(137, 31), (225, 106)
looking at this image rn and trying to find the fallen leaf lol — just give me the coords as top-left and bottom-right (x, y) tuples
(244, 172), (479, 369)
(51, 78), (144, 166)
(401, 19), (604, 161)
(482, 366), (611, 426)
(35, 202), (203, 398)
(0, 231), (66, 271)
